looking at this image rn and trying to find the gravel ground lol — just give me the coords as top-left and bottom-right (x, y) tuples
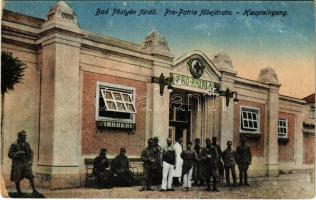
(6, 173), (315, 199)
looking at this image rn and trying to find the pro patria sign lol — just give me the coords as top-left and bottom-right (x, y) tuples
(171, 73), (217, 91)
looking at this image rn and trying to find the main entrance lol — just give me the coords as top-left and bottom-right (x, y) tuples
(168, 87), (221, 148)
(169, 88), (208, 147)
(169, 102), (191, 146)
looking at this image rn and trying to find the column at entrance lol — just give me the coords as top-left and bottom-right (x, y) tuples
(191, 94), (203, 145)
(151, 82), (170, 146)
(204, 95), (219, 147)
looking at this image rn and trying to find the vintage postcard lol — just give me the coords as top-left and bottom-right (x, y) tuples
(0, 0), (315, 198)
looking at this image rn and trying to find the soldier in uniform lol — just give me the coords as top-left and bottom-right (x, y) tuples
(181, 142), (196, 191)
(222, 141), (237, 187)
(153, 137), (163, 185)
(160, 138), (176, 191)
(140, 138), (158, 191)
(93, 148), (113, 189)
(111, 147), (134, 187)
(193, 138), (203, 186)
(212, 137), (223, 182)
(236, 137), (252, 186)
(201, 138), (219, 192)
(8, 130), (38, 195)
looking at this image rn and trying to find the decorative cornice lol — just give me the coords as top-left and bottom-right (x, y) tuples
(279, 95), (306, 105)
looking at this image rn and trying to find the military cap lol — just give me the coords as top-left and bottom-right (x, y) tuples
(17, 130), (26, 137)
(101, 148), (107, 152)
(120, 147), (126, 152)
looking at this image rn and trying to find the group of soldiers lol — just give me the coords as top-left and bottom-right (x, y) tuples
(8, 130), (252, 194)
(139, 136), (252, 192)
(92, 147), (135, 188)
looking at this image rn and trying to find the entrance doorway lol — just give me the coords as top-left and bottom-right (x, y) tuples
(169, 101), (191, 147)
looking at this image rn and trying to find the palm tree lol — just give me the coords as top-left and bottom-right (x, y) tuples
(1, 51), (27, 162)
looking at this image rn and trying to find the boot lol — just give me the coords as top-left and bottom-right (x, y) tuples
(244, 173), (250, 186)
(213, 179), (220, 192)
(239, 174), (243, 186)
(205, 180), (211, 191)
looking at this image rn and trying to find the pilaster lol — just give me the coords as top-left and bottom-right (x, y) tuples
(265, 84), (280, 176)
(37, 1), (83, 188)
(212, 52), (237, 149)
(257, 66), (281, 176)
(142, 30), (174, 146)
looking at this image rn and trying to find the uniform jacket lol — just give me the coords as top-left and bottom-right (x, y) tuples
(181, 149), (196, 175)
(215, 144), (223, 162)
(236, 145), (252, 166)
(8, 141), (34, 181)
(111, 154), (130, 174)
(193, 145), (202, 161)
(222, 148), (237, 167)
(200, 144), (218, 176)
(93, 155), (110, 175)
(201, 145), (218, 167)
(141, 146), (158, 169)
(154, 145), (163, 167)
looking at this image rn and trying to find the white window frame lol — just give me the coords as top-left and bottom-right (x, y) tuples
(240, 106), (260, 134)
(278, 119), (288, 138)
(96, 81), (136, 123)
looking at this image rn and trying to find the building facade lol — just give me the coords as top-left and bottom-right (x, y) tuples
(1, 1), (314, 189)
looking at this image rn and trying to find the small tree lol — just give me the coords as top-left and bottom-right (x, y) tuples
(1, 51), (27, 94)
(1, 51), (27, 162)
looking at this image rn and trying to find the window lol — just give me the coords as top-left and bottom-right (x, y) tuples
(278, 119), (288, 138)
(310, 106), (315, 119)
(240, 107), (260, 134)
(96, 82), (136, 122)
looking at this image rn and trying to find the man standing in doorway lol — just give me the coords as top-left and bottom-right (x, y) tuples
(8, 130), (38, 195)
(173, 137), (183, 185)
(236, 136), (252, 186)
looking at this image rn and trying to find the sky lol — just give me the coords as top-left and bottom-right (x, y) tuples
(4, 1), (315, 98)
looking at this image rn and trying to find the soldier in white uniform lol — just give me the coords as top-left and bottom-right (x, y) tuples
(173, 137), (183, 185)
